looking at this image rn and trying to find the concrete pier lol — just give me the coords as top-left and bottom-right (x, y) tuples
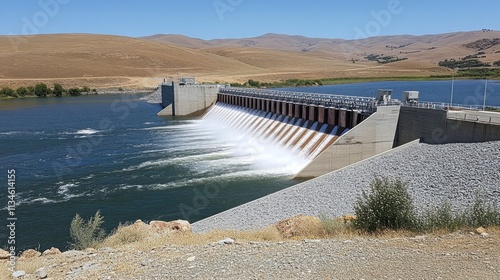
(159, 82), (219, 116)
(309, 106), (317, 122)
(318, 106), (325, 124)
(327, 108), (337, 126)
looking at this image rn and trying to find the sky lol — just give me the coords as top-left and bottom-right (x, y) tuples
(1, 0), (499, 40)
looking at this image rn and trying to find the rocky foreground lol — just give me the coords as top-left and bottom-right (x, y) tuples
(1, 228), (499, 279)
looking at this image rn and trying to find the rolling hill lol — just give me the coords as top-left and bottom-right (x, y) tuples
(0, 30), (499, 89)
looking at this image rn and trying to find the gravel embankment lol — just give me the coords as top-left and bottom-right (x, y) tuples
(193, 141), (500, 233)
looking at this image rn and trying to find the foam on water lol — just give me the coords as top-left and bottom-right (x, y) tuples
(200, 104), (313, 175)
(123, 150), (234, 171)
(76, 128), (100, 135)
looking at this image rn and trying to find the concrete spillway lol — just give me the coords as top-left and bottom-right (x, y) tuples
(160, 83), (500, 178)
(160, 84), (408, 177)
(203, 103), (346, 164)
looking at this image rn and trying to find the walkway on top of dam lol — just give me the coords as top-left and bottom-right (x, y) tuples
(219, 87), (377, 113)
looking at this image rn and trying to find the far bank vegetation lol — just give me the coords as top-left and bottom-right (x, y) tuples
(0, 83), (95, 99)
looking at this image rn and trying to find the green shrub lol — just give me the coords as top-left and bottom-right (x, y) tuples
(53, 83), (64, 97)
(69, 210), (106, 250)
(81, 86), (91, 92)
(421, 201), (466, 232)
(466, 194), (500, 227)
(68, 88), (81, 96)
(0, 87), (17, 98)
(247, 79), (260, 88)
(27, 86), (35, 95)
(421, 194), (500, 232)
(16, 87), (29, 97)
(34, 83), (50, 97)
(319, 215), (352, 236)
(354, 177), (417, 232)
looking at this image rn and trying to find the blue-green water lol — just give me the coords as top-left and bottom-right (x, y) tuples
(0, 94), (303, 251)
(1, 79), (498, 252)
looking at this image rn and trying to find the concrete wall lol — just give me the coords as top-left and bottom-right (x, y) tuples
(395, 107), (447, 145)
(158, 82), (219, 116)
(158, 83), (177, 116)
(296, 106), (401, 178)
(395, 107), (500, 145)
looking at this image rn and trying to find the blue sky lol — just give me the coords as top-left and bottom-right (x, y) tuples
(1, 0), (499, 39)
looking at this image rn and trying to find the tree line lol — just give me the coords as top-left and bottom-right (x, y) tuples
(0, 83), (96, 98)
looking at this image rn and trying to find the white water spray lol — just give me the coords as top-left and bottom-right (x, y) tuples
(201, 103), (342, 175)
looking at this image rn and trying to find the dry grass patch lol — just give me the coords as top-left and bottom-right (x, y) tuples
(100, 222), (284, 252)
(100, 222), (149, 248)
(4, 257), (45, 275)
(276, 215), (326, 238)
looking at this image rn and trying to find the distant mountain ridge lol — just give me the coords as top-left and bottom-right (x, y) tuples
(141, 30), (500, 76)
(0, 30), (499, 89)
(141, 30), (500, 54)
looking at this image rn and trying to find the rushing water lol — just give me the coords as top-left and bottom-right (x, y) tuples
(0, 94), (304, 251)
(1, 80), (498, 251)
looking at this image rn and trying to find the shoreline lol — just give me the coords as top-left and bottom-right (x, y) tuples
(0, 88), (156, 101)
(225, 75), (500, 89)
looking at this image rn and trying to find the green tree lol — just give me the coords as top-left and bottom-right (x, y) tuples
(34, 83), (49, 97)
(16, 87), (29, 97)
(53, 83), (64, 97)
(81, 86), (90, 92)
(27, 86), (35, 95)
(68, 88), (81, 96)
(1, 87), (17, 98)
(247, 79), (260, 88)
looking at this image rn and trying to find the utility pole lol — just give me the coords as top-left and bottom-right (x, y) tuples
(450, 68), (455, 109)
(483, 78), (488, 111)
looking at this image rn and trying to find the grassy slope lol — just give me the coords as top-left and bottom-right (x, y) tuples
(1, 31), (500, 88)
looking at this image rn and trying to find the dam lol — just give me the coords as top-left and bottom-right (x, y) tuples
(158, 81), (500, 178)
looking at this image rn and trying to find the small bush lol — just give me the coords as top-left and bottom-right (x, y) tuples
(1, 87), (17, 98)
(421, 201), (466, 232)
(467, 194), (500, 227)
(68, 88), (81, 96)
(16, 87), (29, 97)
(319, 215), (352, 236)
(354, 177), (417, 233)
(69, 210), (106, 250)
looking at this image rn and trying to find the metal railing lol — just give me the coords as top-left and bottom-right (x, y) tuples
(220, 88), (378, 113)
(219, 87), (500, 115)
(401, 101), (500, 111)
(447, 111), (500, 125)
